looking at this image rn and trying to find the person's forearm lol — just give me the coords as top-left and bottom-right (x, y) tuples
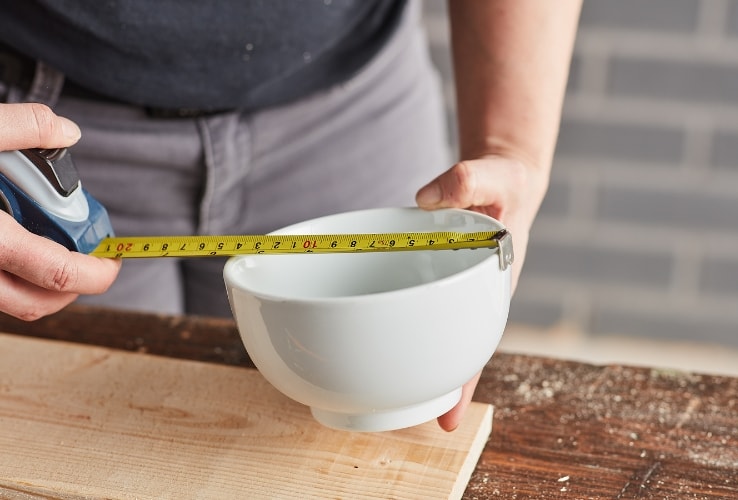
(448, 0), (582, 170)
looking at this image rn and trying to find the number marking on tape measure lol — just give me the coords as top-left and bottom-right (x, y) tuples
(90, 230), (508, 258)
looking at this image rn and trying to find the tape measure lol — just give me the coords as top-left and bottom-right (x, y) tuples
(0, 149), (113, 253)
(0, 148), (513, 270)
(89, 230), (508, 258)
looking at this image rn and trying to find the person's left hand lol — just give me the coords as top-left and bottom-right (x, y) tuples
(416, 154), (548, 431)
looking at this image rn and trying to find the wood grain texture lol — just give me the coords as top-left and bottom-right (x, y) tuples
(470, 356), (738, 499)
(1, 305), (737, 499)
(0, 333), (492, 500)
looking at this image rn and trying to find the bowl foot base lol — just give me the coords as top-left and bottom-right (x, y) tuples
(310, 388), (462, 432)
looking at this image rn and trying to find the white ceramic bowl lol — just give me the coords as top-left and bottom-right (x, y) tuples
(223, 207), (512, 432)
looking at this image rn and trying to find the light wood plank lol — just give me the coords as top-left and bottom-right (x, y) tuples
(0, 333), (492, 500)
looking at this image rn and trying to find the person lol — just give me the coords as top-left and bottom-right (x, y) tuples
(0, 0), (582, 431)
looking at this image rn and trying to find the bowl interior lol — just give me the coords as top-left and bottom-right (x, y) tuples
(226, 208), (503, 299)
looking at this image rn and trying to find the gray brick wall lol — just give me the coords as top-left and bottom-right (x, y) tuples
(422, 0), (738, 346)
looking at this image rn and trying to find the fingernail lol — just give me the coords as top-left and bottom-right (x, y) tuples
(416, 182), (442, 206)
(60, 117), (81, 140)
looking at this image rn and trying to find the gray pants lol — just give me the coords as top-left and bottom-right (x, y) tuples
(51, 2), (450, 317)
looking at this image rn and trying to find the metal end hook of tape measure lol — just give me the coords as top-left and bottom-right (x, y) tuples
(493, 229), (514, 271)
(91, 229), (514, 270)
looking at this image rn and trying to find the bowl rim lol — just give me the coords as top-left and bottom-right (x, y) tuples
(223, 207), (510, 304)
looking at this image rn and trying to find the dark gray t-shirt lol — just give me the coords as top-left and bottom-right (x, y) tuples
(0, 0), (406, 111)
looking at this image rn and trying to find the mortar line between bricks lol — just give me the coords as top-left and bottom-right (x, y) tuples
(574, 31), (738, 64)
(562, 96), (738, 129)
(696, 0), (730, 36)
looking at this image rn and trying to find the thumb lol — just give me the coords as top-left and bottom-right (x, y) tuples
(0, 102), (81, 151)
(416, 160), (511, 211)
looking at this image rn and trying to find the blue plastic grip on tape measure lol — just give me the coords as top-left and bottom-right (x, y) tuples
(0, 150), (114, 254)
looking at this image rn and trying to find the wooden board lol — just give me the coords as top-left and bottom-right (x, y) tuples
(0, 333), (492, 500)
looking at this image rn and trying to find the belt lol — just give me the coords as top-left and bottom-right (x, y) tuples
(0, 42), (229, 119)
(61, 81), (229, 119)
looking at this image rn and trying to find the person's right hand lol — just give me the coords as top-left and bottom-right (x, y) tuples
(0, 103), (121, 320)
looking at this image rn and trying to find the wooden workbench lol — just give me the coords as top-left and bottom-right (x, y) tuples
(1, 305), (736, 499)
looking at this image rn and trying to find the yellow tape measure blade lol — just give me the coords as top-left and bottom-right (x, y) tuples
(90, 230), (506, 258)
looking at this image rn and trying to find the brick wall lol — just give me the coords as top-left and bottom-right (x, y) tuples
(423, 0), (738, 347)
